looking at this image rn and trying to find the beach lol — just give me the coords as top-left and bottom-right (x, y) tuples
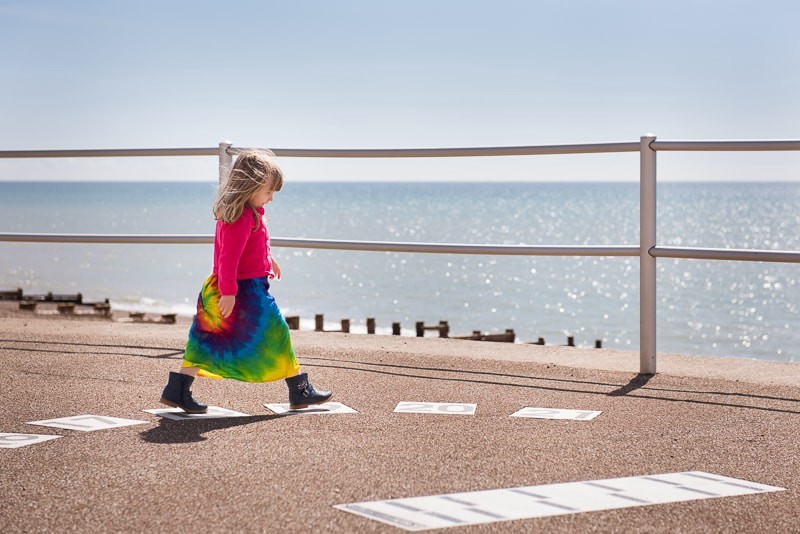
(2, 306), (799, 532)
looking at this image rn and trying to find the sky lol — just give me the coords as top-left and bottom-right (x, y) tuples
(1, 0), (798, 182)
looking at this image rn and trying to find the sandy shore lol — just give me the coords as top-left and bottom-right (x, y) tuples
(3, 300), (799, 387)
(2, 310), (799, 532)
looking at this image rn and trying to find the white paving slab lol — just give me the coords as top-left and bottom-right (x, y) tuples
(143, 406), (250, 420)
(335, 471), (784, 531)
(393, 402), (477, 415)
(26, 415), (148, 432)
(511, 407), (602, 420)
(0, 433), (62, 449)
(264, 402), (357, 415)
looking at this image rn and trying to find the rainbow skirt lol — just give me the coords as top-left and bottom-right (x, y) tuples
(182, 274), (300, 382)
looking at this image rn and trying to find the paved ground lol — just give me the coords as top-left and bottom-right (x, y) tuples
(1, 311), (799, 533)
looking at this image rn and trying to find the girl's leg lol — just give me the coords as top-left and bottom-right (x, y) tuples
(180, 366), (199, 377)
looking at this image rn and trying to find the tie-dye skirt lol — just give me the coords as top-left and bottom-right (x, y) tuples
(182, 274), (300, 382)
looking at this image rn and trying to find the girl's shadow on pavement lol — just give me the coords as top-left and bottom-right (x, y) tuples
(140, 414), (284, 444)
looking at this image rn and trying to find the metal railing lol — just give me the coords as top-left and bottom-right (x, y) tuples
(2, 136), (800, 374)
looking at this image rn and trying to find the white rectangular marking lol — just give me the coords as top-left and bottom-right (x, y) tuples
(0, 433), (63, 449)
(27, 415), (148, 432)
(511, 407), (602, 420)
(335, 471), (784, 531)
(264, 402), (357, 415)
(394, 402), (476, 415)
(143, 406), (250, 420)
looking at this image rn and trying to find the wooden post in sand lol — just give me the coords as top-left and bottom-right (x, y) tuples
(438, 321), (449, 338)
(57, 303), (75, 315)
(416, 321), (450, 338)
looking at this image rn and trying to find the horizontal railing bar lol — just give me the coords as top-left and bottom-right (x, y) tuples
(651, 140), (800, 151)
(272, 238), (639, 256)
(651, 246), (800, 263)
(3, 140), (798, 160)
(246, 143), (641, 158)
(11, 235), (800, 261)
(0, 233), (639, 256)
(0, 148), (220, 159)
(0, 142), (641, 160)
(0, 233), (214, 244)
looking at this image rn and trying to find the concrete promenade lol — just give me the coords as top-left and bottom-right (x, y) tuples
(1, 311), (799, 533)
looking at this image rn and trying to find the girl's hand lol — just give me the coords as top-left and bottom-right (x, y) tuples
(218, 295), (236, 318)
(270, 258), (282, 280)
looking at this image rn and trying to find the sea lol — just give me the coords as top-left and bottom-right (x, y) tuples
(1, 181), (799, 364)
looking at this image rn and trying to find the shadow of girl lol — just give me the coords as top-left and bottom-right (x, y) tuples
(140, 414), (284, 444)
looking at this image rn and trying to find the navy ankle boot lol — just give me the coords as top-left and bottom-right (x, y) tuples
(285, 373), (332, 409)
(160, 371), (208, 414)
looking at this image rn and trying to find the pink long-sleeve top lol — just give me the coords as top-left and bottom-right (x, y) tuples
(213, 205), (273, 296)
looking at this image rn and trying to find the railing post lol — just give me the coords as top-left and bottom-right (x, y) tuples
(218, 140), (232, 185)
(640, 134), (657, 374)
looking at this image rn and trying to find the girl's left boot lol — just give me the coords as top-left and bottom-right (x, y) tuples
(285, 373), (332, 409)
(160, 371), (208, 414)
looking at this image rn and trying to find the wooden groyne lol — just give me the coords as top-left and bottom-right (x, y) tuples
(3, 288), (113, 318)
(2, 288), (174, 323)
(3, 288), (602, 347)
(293, 313), (602, 348)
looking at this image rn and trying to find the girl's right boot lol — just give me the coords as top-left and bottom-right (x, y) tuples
(160, 371), (208, 414)
(285, 373), (332, 410)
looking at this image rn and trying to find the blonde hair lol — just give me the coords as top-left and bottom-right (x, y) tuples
(213, 150), (284, 224)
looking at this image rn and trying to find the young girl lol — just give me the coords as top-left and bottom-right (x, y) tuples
(160, 150), (332, 413)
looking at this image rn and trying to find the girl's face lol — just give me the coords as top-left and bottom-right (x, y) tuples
(248, 184), (275, 209)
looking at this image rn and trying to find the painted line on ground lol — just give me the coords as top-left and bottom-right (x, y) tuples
(394, 402), (477, 415)
(511, 407), (602, 420)
(143, 406), (250, 420)
(26, 415), (148, 432)
(0, 433), (62, 449)
(264, 402), (358, 415)
(334, 471), (784, 531)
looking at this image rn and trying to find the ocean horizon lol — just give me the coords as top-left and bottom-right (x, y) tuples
(1, 180), (799, 364)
